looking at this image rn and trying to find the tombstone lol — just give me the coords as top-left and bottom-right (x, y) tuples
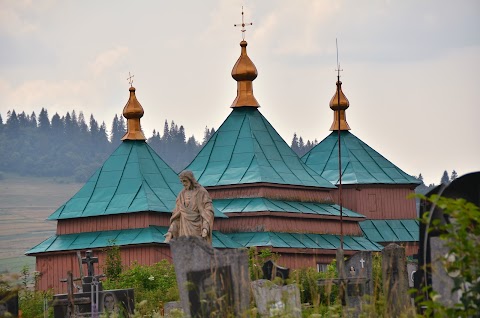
(317, 249), (370, 317)
(382, 243), (409, 316)
(345, 251), (373, 294)
(164, 301), (183, 318)
(170, 236), (250, 317)
(415, 172), (480, 313)
(262, 260), (290, 281)
(406, 260), (418, 288)
(52, 250), (135, 317)
(344, 251), (373, 312)
(0, 291), (19, 318)
(251, 279), (301, 318)
(430, 237), (461, 307)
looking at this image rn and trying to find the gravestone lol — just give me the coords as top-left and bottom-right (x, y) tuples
(407, 261), (418, 288)
(382, 243), (409, 316)
(262, 260), (290, 281)
(345, 251), (372, 313)
(0, 291), (19, 318)
(345, 251), (373, 294)
(251, 279), (301, 318)
(430, 237), (461, 306)
(164, 301), (183, 317)
(52, 250), (135, 317)
(170, 236), (250, 318)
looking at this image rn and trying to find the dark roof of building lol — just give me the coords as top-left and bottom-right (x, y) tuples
(26, 226), (241, 255)
(226, 231), (382, 251)
(186, 107), (335, 189)
(360, 219), (419, 242)
(214, 198), (364, 218)
(48, 140), (228, 220)
(302, 131), (420, 185)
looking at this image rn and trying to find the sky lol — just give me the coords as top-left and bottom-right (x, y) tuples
(0, 0), (479, 186)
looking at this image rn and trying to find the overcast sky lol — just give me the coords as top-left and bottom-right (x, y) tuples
(1, 0), (479, 185)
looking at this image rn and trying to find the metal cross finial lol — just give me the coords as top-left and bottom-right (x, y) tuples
(127, 72), (134, 87)
(234, 6), (253, 40)
(335, 38), (343, 80)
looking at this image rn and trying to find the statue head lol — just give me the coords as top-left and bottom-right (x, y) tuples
(179, 170), (200, 190)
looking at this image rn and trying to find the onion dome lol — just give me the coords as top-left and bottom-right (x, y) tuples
(329, 80), (351, 131)
(231, 40), (260, 108)
(122, 86), (146, 140)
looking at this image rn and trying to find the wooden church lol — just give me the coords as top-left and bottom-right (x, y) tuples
(301, 77), (420, 256)
(27, 34), (419, 293)
(26, 86), (239, 293)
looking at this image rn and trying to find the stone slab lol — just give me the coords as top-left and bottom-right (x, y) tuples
(251, 279), (301, 318)
(170, 236), (250, 317)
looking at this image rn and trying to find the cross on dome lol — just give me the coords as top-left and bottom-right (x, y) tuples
(127, 72), (134, 87)
(234, 6), (253, 40)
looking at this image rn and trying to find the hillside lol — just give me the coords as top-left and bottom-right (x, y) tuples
(0, 175), (82, 273)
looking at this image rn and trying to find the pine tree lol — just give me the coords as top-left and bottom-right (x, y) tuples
(450, 170), (458, 181)
(291, 133), (299, 155)
(417, 173), (425, 185)
(6, 110), (20, 135)
(51, 113), (63, 132)
(440, 170), (450, 185)
(38, 108), (50, 131)
(30, 111), (37, 128)
(110, 114), (123, 146)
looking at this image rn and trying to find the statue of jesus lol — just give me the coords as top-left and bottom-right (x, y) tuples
(164, 170), (215, 245)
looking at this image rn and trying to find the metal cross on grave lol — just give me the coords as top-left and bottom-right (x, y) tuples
(360, 258), (365, 269)
(234, 6), (253, 40)
(82, 250), (99, 277)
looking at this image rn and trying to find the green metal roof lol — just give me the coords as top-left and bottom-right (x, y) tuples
(360, 219), (419, 243)
(227, 232), (382, 251)
(49, 140), (184, 220)
(26, 226), (241, 255)
(186, 107), (335, 188)
(301, 131), (420, 185)
(214, 198), (365, 218)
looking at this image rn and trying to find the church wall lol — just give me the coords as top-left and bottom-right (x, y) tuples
(208, 185), (334, 203)
(273, 248), (356, 269)
(331, 186), (417, 219)
(56, 213), (171, 235)
(214, 215), (362, 235)
(34, 244), (172, 293)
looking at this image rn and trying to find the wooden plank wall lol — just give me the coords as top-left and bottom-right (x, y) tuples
(215, 216), (362, 235)
(331, 186), (417, 219)
(208, 186), (334, 203)
(57, 213), (171, 235)
(35, 245), (172, 293)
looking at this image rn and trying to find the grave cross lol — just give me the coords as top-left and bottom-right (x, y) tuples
(82, 250), (98, 277)
(360, 258), (365, 269)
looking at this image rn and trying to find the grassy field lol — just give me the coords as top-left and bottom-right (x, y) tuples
(0, 174), (82, 274)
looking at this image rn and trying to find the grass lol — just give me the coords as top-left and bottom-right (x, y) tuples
(0, 174), (82, 273)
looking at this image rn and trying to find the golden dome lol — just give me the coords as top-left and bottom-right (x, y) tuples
(231, 40), (260, 108)
(329, 80), (351, 131)
(122, 86), (146, 140)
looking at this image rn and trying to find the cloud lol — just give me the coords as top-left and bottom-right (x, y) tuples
(0, 4), (37, 36)
(89, 46), (129, 77)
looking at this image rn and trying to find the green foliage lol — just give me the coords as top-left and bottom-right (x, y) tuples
(248, 247), (280, 281)
(103, 240), (123, 281)
(0, 266), (53, 318)
(290, 261), (338, 310)
(103, 260), (178, 314)
(418, 195), (480, 317)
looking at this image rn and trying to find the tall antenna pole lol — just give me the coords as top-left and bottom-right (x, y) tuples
(336, 38), (344, 250)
